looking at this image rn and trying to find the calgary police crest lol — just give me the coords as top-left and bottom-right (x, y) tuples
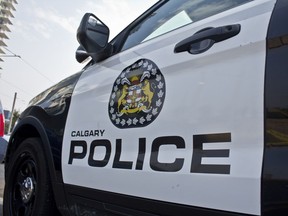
(108, 59), (165, 128)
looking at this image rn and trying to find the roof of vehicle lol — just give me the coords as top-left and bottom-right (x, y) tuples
(0, 100), (3, 112)
(4, 110), (10, 120)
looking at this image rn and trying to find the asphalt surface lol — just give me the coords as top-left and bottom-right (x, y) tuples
(0, 163), (4, 216)
(0, 136), (8, 216)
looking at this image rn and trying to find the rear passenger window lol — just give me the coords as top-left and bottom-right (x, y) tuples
(121, 0), (252, 51)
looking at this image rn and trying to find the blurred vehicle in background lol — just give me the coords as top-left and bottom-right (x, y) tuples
(0, 100), (4, 137)
(0, 100), (8, 162)
(0, 135), (8, 163)
(4, 110), (11, 124)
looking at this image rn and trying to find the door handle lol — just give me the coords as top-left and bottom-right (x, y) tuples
(174, 24), (241, 54)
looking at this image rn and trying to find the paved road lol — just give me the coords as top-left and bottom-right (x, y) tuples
(0, 163), (4, 216)
(0, 136), (7, 216)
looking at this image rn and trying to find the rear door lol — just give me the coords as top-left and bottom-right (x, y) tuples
(62, 0), (276, 215)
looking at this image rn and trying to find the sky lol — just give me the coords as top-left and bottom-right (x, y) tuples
(0, 0), (158, 112)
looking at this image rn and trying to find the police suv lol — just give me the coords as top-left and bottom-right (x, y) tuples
(3, 0), (288, 215)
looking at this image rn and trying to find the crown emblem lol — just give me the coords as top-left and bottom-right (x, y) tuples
(108, 59), (166, 128)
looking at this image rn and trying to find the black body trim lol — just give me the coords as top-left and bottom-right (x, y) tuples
(65, 184), (254, 216)
(263, 0), (288, 215)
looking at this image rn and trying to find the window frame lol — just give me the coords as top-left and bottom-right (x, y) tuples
(110, 0), (167, 54)
(109, 0), (253, 57)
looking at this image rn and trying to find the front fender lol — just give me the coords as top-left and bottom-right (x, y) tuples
(5, 109), (71, 215)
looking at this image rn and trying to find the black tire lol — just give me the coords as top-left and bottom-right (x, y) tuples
(3, 138), (60, 216)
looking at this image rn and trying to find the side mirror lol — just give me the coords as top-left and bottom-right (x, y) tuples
(76, 13), (112, 63)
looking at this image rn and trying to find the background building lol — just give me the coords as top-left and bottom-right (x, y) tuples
(0, 0), (18, 68)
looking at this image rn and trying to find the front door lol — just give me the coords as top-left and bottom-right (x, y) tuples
(62, 0), (276, 215)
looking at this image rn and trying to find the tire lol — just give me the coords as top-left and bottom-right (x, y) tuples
(3, 138), (60, 216)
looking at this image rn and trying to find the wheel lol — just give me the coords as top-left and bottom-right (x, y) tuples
(3, 138), (60, 216)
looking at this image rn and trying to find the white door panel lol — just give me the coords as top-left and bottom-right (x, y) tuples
(62, 0), (276, 215)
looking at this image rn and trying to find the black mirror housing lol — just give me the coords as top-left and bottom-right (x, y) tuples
(75, 45), (90, 63)
(77, 13), (112, 62)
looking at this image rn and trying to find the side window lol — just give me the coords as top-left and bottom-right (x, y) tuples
(121, 0), (252, 51)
